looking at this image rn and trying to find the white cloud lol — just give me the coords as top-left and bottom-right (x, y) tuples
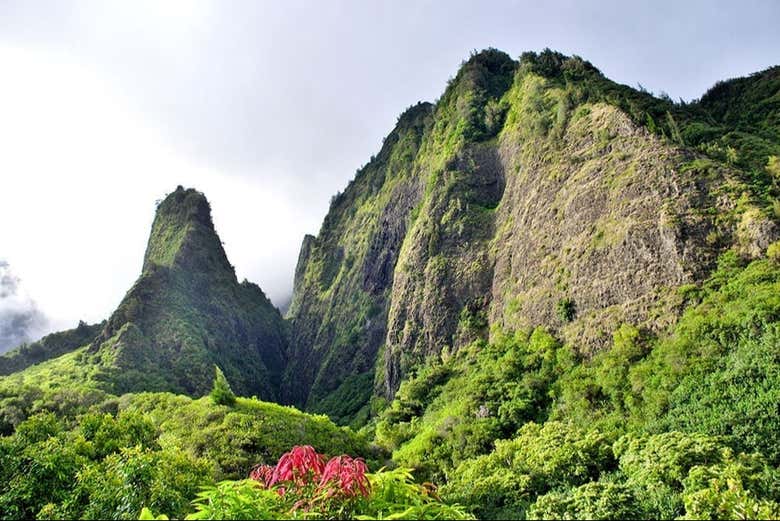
(0, 46), (305, 333)
(0, 260), (48, 353)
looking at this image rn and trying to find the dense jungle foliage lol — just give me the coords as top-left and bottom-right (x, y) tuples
(372, 250), (780, 519)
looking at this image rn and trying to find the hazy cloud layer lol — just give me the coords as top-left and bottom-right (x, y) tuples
(0, 261), (48, 354)
(0, 0), (778, 336)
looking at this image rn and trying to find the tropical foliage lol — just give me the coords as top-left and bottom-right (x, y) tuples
(140, 445), (472, 520)
(0, 49), (779, 521)
(372, 250), (780, 519)
(0, 394), (369, 519)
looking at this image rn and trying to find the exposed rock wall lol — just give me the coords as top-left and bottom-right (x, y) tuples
(288, 50), (779, 412)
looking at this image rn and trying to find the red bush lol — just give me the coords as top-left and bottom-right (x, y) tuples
(318, 455), (370, 498)
(270, 445), (325, 487)
(249, 445), (370, 507)
(248, 464), (274, 485)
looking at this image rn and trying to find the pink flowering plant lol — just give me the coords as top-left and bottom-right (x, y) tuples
(249, 445), (371, 517)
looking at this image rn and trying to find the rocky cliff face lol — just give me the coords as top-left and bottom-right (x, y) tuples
(282, 103), (433, 421)
(287, 50), (779, 416)
(89, 186), (288, 399)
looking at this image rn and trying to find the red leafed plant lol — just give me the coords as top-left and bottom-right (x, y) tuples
(271, 445), (325, 487)
(318, 455), (370, 498)
(248, 464), (275, 486)
(249, 445), (370, 513)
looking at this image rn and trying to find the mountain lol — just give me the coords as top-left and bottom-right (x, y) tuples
(284, 49), (779, 423)
(85, 186), (289, 399)
(1, 50), (776, 426)
(0, 320), (103, 376)
(1, 48), (779, 521)
(0, 187), (288, 401)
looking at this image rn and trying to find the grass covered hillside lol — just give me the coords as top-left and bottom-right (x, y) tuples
(0, 386), (370, 519)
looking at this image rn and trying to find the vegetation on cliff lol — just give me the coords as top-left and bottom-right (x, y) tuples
(372, 249), (780, 519)
(288, 49), (779, 421)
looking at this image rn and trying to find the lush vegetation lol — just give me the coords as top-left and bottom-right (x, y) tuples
(0, 321), (103, 376)
(0, 389), (371, 519)
(140, 445), (471, 520)
(210, 366), (236, 406)
(517, 50), (780, 205)
(1, 49), (778, 520)
(371, 247), (780, 519)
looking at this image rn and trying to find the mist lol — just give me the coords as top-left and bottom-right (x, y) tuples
(0, 261), (48, 354)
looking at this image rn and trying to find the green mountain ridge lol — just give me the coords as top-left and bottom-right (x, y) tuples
(1, 48), (778, 423)
(1, 47), (779, 521)
(284, 49), (779, 421)
(0, 320), (104, 376)
(92, 186), (288, 399)
(2, 49), (778, 422)
(0, 187), (288, 402)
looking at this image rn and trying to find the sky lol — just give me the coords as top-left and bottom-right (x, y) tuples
(0, 0), (778, 350)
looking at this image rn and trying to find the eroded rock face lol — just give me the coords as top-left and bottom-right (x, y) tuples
(381, 102), (745, 396)
(288, 50), (779, 412)
(282, 103), (433, 414)
(384, 144), (506, 396)
(488, 104), (736, 354)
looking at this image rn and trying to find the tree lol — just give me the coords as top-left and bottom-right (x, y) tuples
(767, 155), (780, 184)
(210, 366), (236, 406)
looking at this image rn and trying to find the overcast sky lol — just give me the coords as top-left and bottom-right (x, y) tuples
(0, 0), (778, 349)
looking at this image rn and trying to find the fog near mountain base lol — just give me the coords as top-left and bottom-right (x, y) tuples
(0, 261), (48, 354)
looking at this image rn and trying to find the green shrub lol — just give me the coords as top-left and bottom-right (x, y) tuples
(69, 446), (211, 520)
(528, 482), (642, 520)
(768, 241), (780, 263)
(209, 366), (236, 407)
(360, 467), (474, 520)
(185, 480), (283, 520)
(556, 298), (576, 322)
(443, 422), (614, 519)
(615, 431), (727, 489)
(0, 423), (86, 519)
(682, 454), (780, 520)
(614, 431), (732, 518)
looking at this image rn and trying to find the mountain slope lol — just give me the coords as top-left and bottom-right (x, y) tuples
(0, 320), (103, 376)
(85, 186), (288, 399)
(283, 102), (434, 421)
(286, 49), (780, 421)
